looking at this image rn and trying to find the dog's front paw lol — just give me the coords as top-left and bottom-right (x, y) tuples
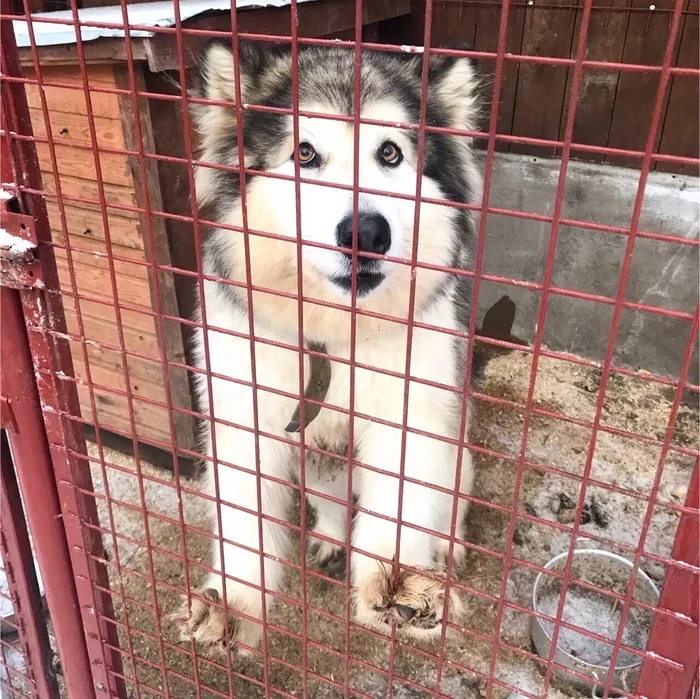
(353, 565), (462, 639)
(434, 537), (467, 570)
(174, 587), (262, 657)
(308, 537), (347, 580)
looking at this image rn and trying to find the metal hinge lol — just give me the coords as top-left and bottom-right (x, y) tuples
(0, 193), (43, 290)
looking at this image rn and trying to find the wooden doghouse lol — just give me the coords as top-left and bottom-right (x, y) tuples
(17, 0), (410, 456)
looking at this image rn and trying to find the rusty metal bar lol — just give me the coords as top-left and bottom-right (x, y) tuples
(0, 431), (59, 699)
(1, 287), (96, 699)
(1, 4), (124, 695)
(636, 462), (700, 698)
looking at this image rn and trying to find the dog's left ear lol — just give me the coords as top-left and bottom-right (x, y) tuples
(427, 43), (479, 132)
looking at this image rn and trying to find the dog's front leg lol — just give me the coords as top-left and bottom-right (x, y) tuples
(351, 414), (465, 638)
(179, 418), (293, 656)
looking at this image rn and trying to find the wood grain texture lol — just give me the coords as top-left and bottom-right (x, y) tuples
(68, 338), (169, 397)
(18, 0), (409, 71)
(74, 382), (172, 445)
(18, 39), (147, 67)
(39, 172), (139, 210)
(53, 246), (153, 307)
(29, 107), (124, 149)
(430, 0), (477, 47)
(63, 305), (161, 352)
(35, 141), (132, 187)
(46, 201), (144, 251)
(472, 1), (527, 152)
(510, 2), (582, 157)
(24, 80), (121, 119)
(421, 1), (696, 173)
(605, 0), (677, 168)
(561, 0), (632, 162)
(143, 69), (200, 349)
(115, 63), (196, 450)
(656, 0), (699, 174)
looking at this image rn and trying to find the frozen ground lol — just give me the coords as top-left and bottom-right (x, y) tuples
(80, 348), (697, 698)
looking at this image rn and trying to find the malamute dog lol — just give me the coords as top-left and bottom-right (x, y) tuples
(178, 39), (481, 654)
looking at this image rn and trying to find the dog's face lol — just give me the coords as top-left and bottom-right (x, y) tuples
(261, 101), (430, 298)
(193, 42), (479, 335)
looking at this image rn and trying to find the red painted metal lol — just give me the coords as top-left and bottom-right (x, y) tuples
(0, 287), (97, 699)
(0, 431), (59, 698)
(0, 206), (41, 289)
(1, 2), (124, 695)
(0, 0), (697, 697)
(637, 463), (699, 699)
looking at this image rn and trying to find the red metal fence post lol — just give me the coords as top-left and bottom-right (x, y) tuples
(636, 462), (699, 699)
(0, 431), (60, 699)
(1, 4), (125, 696)
(1, 287), (101, 699)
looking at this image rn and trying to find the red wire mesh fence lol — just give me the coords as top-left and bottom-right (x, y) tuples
(0, 434), (57, 699)
(0, 0), (698, 698)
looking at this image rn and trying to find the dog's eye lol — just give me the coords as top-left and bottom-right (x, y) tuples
(295, 141), (317, 167)
(379, 141), (402, 166)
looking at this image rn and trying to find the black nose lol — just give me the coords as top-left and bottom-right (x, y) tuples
(336, 213), (391, 256)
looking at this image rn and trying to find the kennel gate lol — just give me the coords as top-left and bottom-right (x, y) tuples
(1, 0), (699, 697)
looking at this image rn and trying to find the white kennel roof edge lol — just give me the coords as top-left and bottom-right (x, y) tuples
(12, 0), (318, 48)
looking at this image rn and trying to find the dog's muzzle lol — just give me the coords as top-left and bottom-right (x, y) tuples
(331, 213), (390, 295)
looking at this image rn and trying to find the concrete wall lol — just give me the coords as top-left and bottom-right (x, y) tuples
(474, 153), (699, 384)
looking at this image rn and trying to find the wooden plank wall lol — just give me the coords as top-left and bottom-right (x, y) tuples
(382, 0), (699, 174)
(23, 63), (175, 447)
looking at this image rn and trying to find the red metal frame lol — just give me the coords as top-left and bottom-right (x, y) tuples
(0, 431), (58, 698)
(0, 280), (118, 699)
(0, 0), (698, 697)
(637, 463), (700, 699)
(1, 4), (123, 696)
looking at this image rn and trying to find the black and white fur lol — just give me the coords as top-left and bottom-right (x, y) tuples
(179, 40), (482, 652)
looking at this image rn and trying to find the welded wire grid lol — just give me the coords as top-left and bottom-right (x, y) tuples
(0, 544), (34, 698)
(0, 434), (57, 699)
(0, 0), (698, 697)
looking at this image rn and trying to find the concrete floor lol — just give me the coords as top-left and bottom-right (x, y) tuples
(83, 348), (697, 699)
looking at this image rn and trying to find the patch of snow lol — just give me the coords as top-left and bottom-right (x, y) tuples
(0, 228), (34, 255)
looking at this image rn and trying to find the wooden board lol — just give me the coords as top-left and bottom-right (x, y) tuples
(560, 0), (632, 162)
(472, 1), (527, 152)
(655, 0), (699, 174)
(143, 69), (200, 334)
(429, 1), (477, 47)
(63, 304), (162, 351)
(35, 142), (132, 187)
(24, 64), (122, 86)
(22, 61), (180, 447)
(418, 0), (696, 174)
(53, 246), (153, 308)
(68, 338), (170, 398)
(510, 2), (582, 157)
(39, 172), (139, 210)
(46, 201), (144, 251)
(115, 63), (197, 450)
(74, 382), (172, 445)
(605, 0), (676, 168)
(30, 107), (124, 149)
(24, 80), (121, 119)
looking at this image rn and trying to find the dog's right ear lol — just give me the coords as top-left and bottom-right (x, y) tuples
(426, 42), (479, 133)
(196, 40), (267, 104)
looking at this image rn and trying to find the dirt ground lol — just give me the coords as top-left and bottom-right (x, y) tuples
(79, 348), (697, 699)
